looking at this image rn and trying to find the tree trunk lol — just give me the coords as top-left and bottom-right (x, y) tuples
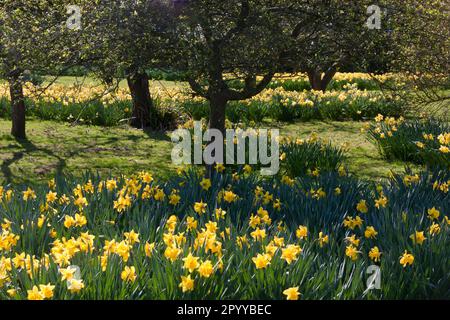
(205, 95), (227, 177)
(127, 72), (156, 129)
(209, 95), (227, 134)
(307, 70), (323, 91)
(307, 69), (337, 92)
(9, 77), (26, 139)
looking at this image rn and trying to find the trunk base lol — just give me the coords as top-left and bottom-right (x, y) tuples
(10, 78), (26, 139)
(127, 73), (156, 129)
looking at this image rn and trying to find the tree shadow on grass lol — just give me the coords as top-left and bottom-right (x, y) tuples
(143, 128), (171, 142)
(1, 137), (67, 185)
(0, 123), (176, 184)
(0, 135), (131, 184)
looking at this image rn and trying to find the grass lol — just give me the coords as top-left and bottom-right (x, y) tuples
(0, 119), (417, 185)
(281, 121), (418, 180)
(43, 76), (187, 91)
(0, 76), (429, 184)
(0, 120), (175, 185)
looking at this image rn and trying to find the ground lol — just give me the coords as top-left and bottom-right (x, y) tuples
(2, 76), (444, 185)
(0, 120), (175, 185)
(282, 120), (415, 180)
(0, 118), (414, 185)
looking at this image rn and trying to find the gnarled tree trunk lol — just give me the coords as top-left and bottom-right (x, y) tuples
(205, 94), (228, 177)
(9, 77), (26, 139)
(209, 95), (227, 134)
(127, 72), (156, 129)
(307, 68), (337, 92)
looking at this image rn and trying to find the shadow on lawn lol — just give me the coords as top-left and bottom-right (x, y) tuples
(1, 137), (67, 184)
(1, 128), (173, 184)
(143, 128), (172, 142)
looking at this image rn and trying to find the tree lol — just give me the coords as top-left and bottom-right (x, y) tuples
(387, 0), (449, 107)
(284, 0), (390, 91)
(0, 0), (80, 138)
(77, 0), (176, 129)
(174, 0), (290, 134)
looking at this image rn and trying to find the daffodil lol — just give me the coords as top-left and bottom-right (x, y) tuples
(186, 216), (198, 231)
(250, 228), (266, 241)
(281, 245), (302, 264)
(369, 246), (381, 262)
(144, 242), (155, 257)
(183, 253), (200, 273)
(121, 266), (137, 283)
(198, 260), (214, 278)
(296, 225), (308, 239)
(27, 285), (44, 300)
(200, 178), (211, 191)
(318, 232), (329, 247)
(179, 275), (195, 293)
(39, 283), (55, 299)
(356, 200), (368, 213)
(410, 231), (426, 245)
(164, 246), (182, 262)
(23, 188), (37, 201)
(345, 245), (360, 261)
(429, 223), (441, 236)
(194, 201), (207, 215)
(60, 266), (77, 281)
(400, 251), (414, 267)
(124, 230), (140, 245)
(67, 279), (85, 293)
(364, 226), (378, 239)
(46, 191), (57, 204)
(252, 253), (271, 269)
(283, 287), (300, 300)
(223, 190), (237, 203)
(427, 207), (440, 220)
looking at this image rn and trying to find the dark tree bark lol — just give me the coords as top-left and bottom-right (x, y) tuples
(126, 72), (156, 129)
(9, 77), (26, 139)
(307, 68), (337, 92)
(204, 93), (228, 178)
(209, 95), (227, 135)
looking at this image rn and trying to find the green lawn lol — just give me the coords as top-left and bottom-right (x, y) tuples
(0, 119), (416, 185)
(0, 120), (175, 185)
(281, 120), (418, 180)
(43, 75), (187, 90)
(1, 76), (427, 184)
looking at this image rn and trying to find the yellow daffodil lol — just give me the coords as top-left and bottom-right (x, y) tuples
(410, 231), (426, 245)
(369, 246), (381, 262)
(121, 266), (137, 283)
(364, 226), (378, 239)
(356, 200), (368, 213)
(252, 253), (271, 269)
(283, 287), (300, 300)
(427, 207), (440, 220)
(400, 251), (414, 267)
(194, 201), (207, 215)
(296, 225), (308, 239)
(67, 279), (85, 293)
(200, 178), (211, 191)
(183, 253), (200, 273)
(198, 260), (214, 278)
(281, 245), (302, 264)
(179, 275), (195, 293)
